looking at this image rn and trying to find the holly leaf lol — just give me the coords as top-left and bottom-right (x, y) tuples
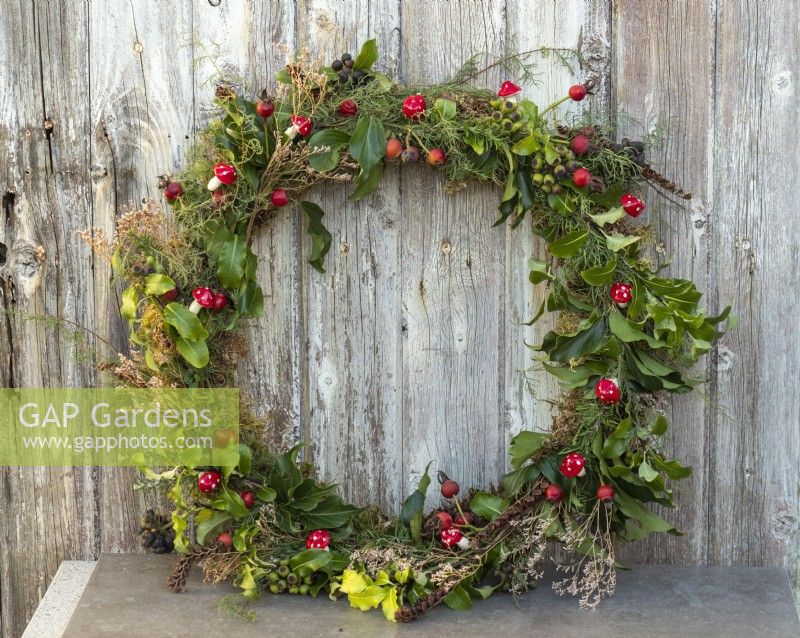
(163, 303), (208, 341)
(605, 232), (641, 252)
(348, 586), (386, 611)
(469, 492), (507, 522)
(300, 201), (333, 273)
(381, 586), (400, 622)
(589, 206), (625, 227)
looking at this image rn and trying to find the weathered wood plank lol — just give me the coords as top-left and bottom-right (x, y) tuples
(299, 0), (404, 512)
(613, 0), (717, 566)
(710, 0), (799, 587)
(88, 0), (196, 555)
(192, 0), (303, 452)
(0, 2), (98, 636)
(399, 0), (508, 505)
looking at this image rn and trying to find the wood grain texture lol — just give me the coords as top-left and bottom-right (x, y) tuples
(709, 0), (800, 587)
(0, 1), (798, 635)
(0, 3), (98, 637)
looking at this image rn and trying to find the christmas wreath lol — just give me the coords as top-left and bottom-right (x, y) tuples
(88, 40), (730, 621)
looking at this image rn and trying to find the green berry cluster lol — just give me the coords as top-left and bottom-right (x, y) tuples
(330, 53), (370, 85)
(139, 509), (175, 554)
(531, 145), (579, 195)
(488, 98), (524, 133)
(266, 560), (316, 596)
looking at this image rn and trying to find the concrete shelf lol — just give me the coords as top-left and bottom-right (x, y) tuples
(30, 554), (800, 638)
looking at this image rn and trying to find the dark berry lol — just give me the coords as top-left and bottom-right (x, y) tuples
(331, 59), (343, 71)
(343, 58), (354, 69)
(340, 53), (352, 61)
(337, 71), (349, 83)
(352, 70), (365, 82)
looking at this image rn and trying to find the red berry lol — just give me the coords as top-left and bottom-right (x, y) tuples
(401, 146), (420, 163)
(402, 94), (426, 120)
(568, 84), (588, 101)
(240, 490), (255, 509)
(595, 378), (621, 405)
(441, 480), (460, 498)
(621, 193), (645, 217)
(386, 138), (403, 159)
(455, 512), (474, 526)
(217, 532), (233, 548)
(161, 288), (179, 302)
(435, 511), (453, 530)
(211, 292), (227, 311)
(163, 181), (183, 202)
(572, 167), (591, 188)
(197, 471), (222, 493)
(426, 148), (446, 167)
(610, 282), (633, 307)
(337, 99), (358, 117)
(256, 100), (274, 118)
(570, 134), (590, 156)
(597, 484), (615, 502)
(271, 188), (288, 207)
(544, 483), (564, 503)
(560, 453), (586, 478)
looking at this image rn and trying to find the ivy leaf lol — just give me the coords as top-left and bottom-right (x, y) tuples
(469, 492), (507, 522)
(509, 431), (548, 469)
(144, 273), (175, 296)
(580, 257), (617, 286)
(300, 201), (333, 273)
(434, 98), (457, 119)
(175, 336), (209, 368)
(638, 459), (660, 483)
(547, 230), (588, 258)
(163, 303), (208, 341)
(217, 234), (247, 289)
(353, 38), (379, 71)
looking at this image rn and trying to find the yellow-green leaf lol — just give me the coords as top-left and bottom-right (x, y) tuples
(144, 273), (175, 296)
(381, 586), (399, 622)
(605, 232), (641, 252)
(347, 585), (386, 611)
(339, 569), (367, 595)
(589, 206), (625, 227)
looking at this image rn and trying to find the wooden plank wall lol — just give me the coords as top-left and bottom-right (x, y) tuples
(0, 1), (797, 635)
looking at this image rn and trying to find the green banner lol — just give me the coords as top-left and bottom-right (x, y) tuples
(0, 388), (240, 467)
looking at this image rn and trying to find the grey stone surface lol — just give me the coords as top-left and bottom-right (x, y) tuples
(22, 561), (97, 638)
(62, 554), (800, 638)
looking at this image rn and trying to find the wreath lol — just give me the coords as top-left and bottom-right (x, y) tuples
(88, 40), (730, 622)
